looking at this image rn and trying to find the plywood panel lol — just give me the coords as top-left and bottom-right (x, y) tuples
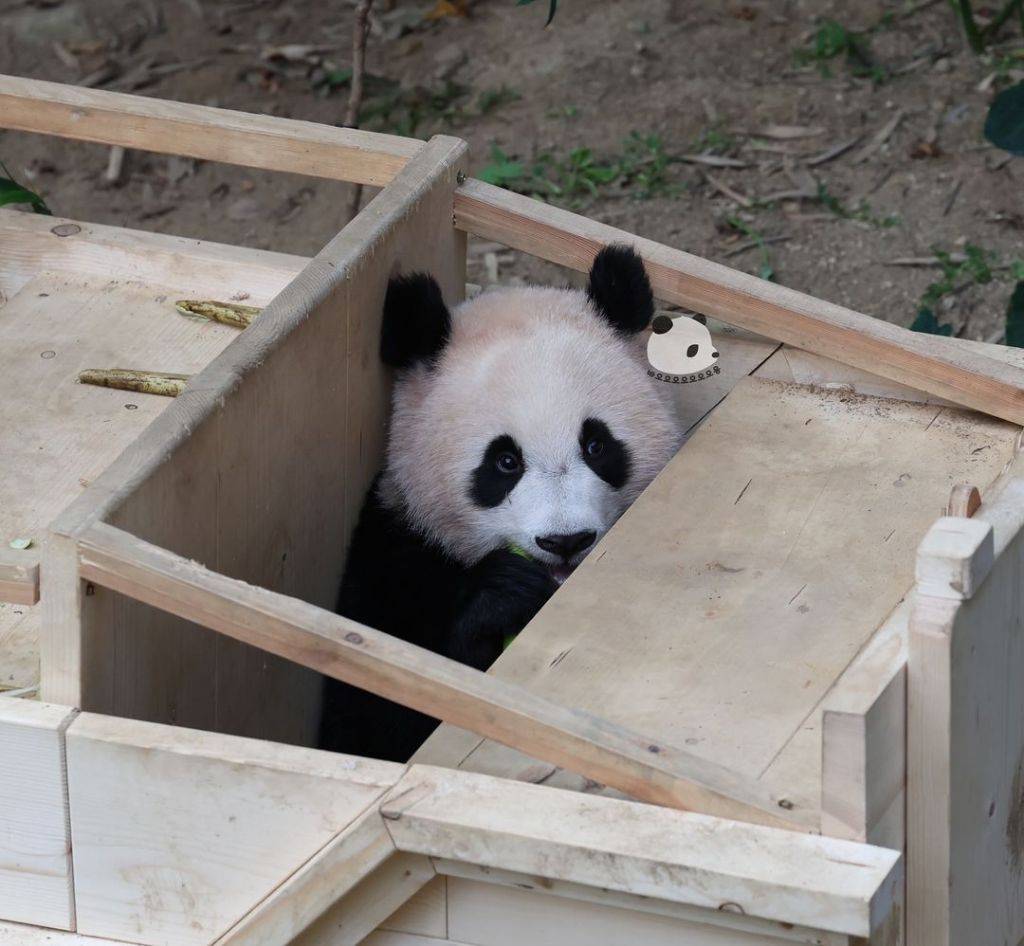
(0, 699), (76, 930)
(45, 136), (467, 746)
(379, 876), (447, 938)
(66, 712), (403, 946)
(445, 878), (838, 946)
(418, 371), (1017, 823)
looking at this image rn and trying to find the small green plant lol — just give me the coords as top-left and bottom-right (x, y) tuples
(724, 216), (776, 281)
(692, 123), (736, 156)
(910, 244), (1024, 340)
(794, 19), (886, 83)
(477, 85), (521, 115)
(816, 183), (899, 228)
(478, 134), (684, 207)
(0, 163), (51, 215)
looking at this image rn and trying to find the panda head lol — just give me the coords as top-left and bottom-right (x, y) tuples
(378, 245), (683, 582)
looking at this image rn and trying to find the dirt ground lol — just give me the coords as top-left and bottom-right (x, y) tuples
(1, 0), (1022, 339)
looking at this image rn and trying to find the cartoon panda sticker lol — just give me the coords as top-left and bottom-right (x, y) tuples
(646, 314), (721, 384)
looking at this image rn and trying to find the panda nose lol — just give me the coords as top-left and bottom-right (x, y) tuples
(535, 530), (597, 559)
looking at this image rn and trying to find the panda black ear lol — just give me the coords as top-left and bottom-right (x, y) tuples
(380, 273), (452, 369)
(586, 244), (655, 336)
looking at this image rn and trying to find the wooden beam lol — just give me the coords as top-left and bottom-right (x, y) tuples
(0, 550), (39, 606)
(74, 520), (813, 832)
(452, 178), (1024, 426)
(380, 765), (902, 939)
(0, 74), (421, 187)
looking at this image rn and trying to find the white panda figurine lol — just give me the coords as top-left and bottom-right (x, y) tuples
(320, 245), (684, 760)
(646, 313), (720, 383)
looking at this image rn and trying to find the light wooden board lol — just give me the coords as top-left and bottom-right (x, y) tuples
(0, 207), (305, 308)
(66, 712), (403, 946)
(0, 699), (76, 931)
(444, 877), (836, 946)
(0, 922), (126, 946)
(908, 488), (1024, 946)
(380, 766), (901, 938)
(0, 74), (421, 187)
(379, 876), (447, 938)
(433, 861), (848, 946)
(0, 272), (239, 558)
(416, 367), (1019, 827)
(42, 137), (467, 746)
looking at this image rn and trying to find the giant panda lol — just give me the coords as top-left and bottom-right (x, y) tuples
(319, 245), (684, 761)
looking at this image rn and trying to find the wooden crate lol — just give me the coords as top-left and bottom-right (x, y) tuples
(2, 74), (1024, 946)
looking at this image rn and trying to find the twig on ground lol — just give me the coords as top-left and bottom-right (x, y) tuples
(722, 235), (792, 258)
(852, 109), (905, 164)
(942, 178), (963, 217)
(703, 171), (753, 208)
(345, 0), (375, 222)
(805, 136), (863, 167)
(679, 153), (750, 168)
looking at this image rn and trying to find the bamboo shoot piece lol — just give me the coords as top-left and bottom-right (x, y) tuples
(176, 299), (261, 328)
(78, 368), (190, 397)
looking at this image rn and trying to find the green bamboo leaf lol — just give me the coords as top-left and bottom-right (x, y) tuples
(1006, 282), (1024, 348)
(0, 177), (52, 215)
(984, 81), (1024, 156)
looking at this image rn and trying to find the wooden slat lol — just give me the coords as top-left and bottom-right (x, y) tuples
(907, 482), (1024, 946)
(379, 765), (902, 939)
(434, 861), (848, 946)
(0, 207), (305, 306)
(453, 178), (1024, 425)
(0, 74), (421, 187)
(0, 699), (77, 931)
(66, 712), (403, 946)
(213, 808), (430, 946)
(0, 550), (38, 606)
(75, 519), (811, 832)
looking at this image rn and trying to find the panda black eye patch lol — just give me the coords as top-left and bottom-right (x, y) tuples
(470, 434), (525, 508)
(580, 418), (631, 489)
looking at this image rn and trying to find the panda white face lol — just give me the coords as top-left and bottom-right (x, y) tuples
(379, 247), (683, 581)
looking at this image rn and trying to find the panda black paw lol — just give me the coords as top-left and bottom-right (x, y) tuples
(447, 548), (559, 670)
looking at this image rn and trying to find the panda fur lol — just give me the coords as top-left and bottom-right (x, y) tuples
(319, 246), (684, 761)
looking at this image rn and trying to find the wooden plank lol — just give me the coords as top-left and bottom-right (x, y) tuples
(0, 699), (76, 931)
(379, 876), (447, 938)
(907, 493), (1024, 946)
(0, 208), (305, 307)
(289, 853), (434, 946)
(0, 550), (38, 606)
(65, 712), (403, 946)
(417, 367), (1018, 824)
(75, 519), (808, 831)
(434, 861), (848, 946)
(0, 922), (126, 946)
(0, 74), (421, 187)
(445, 876), (836, 946)
(380, 766), (902, 939)
(213, 809), (428, 946)
(453, 178), (1024, 425)
(42, 136), (466, 744)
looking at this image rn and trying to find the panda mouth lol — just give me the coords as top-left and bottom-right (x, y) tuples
(549, 562), (576, 585)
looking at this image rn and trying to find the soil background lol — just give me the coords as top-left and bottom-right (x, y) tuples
(1, 0), (1022, 339)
